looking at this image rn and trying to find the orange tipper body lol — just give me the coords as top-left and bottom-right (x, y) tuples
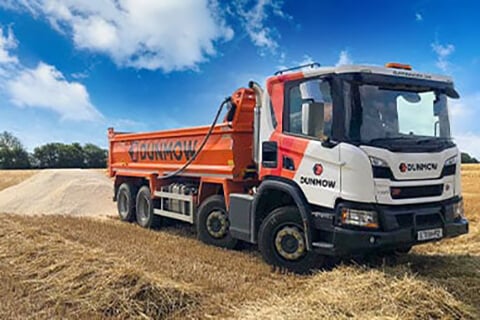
(108, 88), (258, 198)
(109, 124), (244, 179)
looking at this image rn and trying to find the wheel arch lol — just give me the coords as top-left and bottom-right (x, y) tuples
(113, 176), (148, 201)
(252, 176), (313, 250)
(198, 181), (224, 206)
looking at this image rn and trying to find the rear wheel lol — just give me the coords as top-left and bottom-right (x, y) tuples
(196, 195), (237, 249)
(117, 183), (135, 222)
(135, 186), (162, 229)
(258, 206), (322, 274)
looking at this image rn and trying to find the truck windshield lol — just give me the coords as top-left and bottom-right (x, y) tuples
(347, 83), (452, 146)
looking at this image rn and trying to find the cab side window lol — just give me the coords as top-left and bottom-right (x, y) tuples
(286, 80), (333, 139)
(288, 86), (303, 134)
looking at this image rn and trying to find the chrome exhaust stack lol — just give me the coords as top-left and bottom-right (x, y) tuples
(249, 81), (263, 165)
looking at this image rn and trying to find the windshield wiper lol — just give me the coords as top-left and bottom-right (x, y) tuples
(415, 137), (452, 145)
(367, 136), (415, 144)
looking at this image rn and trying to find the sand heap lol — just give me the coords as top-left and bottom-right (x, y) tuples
(0, 169), (116, 217)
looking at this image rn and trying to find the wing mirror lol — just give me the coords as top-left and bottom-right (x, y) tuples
(302, 102), (325, 137)
(300, 80), (325, 137)
(300, 80), (324, 102)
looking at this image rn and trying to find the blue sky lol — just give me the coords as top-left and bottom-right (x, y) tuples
(0, 0), (479, 156)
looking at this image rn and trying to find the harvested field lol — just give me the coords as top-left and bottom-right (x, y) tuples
(0, 166), (479, 319)
(0, 217), (196, 319)
(0, 169), (37, 191)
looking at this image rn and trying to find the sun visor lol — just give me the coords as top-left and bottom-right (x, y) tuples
(338, 72), (461, 99)
(445, 87), (460, 99)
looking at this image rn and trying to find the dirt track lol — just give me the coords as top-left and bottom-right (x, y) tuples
(0, 167), (479, 319)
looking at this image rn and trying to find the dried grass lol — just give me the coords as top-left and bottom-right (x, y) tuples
(230, 265), (476, 320)
(0, 169), (37, 191)
(0, 165), (479, 319)
(0, 218), (197, 319)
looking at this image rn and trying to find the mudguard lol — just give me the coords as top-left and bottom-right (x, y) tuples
(251, 177), (314, 250)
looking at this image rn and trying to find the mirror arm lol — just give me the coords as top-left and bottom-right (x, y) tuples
(321, 137), (339, 148)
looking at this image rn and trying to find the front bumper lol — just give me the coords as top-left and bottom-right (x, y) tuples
(321, 219), (468, 256)
(311, 198), (469, 256)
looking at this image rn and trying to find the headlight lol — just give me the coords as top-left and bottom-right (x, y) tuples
(453, 199), (465, 219)
(444, 155), (457, 166)
(369, 156), (388, 167)
(341, 208), (379, 228)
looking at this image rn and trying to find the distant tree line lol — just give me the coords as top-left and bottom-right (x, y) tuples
(461, 152), (479, 164)
(0, 131), (107, 169)
(1, 130), (479, 169)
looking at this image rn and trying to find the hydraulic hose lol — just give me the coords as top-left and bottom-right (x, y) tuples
(158, 97), (231, 179)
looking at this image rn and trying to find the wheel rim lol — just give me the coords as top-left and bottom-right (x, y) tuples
(137, 194), (150, 222)
(118, 192), (128, 218)
(206, 210), (228, 239)
(274, 225), (306, 261)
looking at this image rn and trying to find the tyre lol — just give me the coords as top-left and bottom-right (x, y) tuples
(258, 206), (321, 274)
(135, 186), (162, 229)
(380, 245), (412, 257)
(196, 195), (238, 249)
(395, 245), (412, 254)
(117, 183), (136, 222)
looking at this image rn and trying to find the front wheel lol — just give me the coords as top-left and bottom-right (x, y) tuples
(196, 195), (237, 249)
(258, 206), (322, 274)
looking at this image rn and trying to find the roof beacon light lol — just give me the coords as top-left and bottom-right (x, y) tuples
(385, 62), (412, 70)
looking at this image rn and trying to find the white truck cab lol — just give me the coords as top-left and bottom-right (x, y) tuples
(229, 62), (468, 273)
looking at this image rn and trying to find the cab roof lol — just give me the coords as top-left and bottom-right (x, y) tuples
(301, 64), (454, 84)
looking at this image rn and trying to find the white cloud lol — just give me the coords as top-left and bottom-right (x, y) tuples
(275, 54), (319, 73)
(71, 71), (89, 80)
(449, 93), (480, 158)
(111, 118), (145, 130)
(449, 94), (477, 120)
(336, 50), (353, 66)
(454, 134), (480, 159)
(234, 0), (288, 54)
(1, 1), (293, 68)
(415, 13), (423, 21)
(298, 54), (315, 66)
(432, 43), (455, 57)
(72, 15), (119, 52)
(0, 26), (18, 64)
(1, 0), (234, 72)
(0, 26), (102, 121)
(7, 63), (102, 121)
(431, 42), (455, 72)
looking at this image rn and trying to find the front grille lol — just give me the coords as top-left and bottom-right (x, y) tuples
(416, 213), (443, 228)
(372, 164), (456, 181)
(390, 184), (443, 199)
(395, 214), (413, 228)
(393, 213), (443, 229)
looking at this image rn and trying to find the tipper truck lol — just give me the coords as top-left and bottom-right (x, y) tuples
(108, 62), (469, 273)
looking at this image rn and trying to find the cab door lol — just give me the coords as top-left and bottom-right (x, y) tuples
(263, 78), (341, 209)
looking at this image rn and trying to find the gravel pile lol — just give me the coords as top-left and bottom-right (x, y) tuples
(0, 169), (116, 217)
